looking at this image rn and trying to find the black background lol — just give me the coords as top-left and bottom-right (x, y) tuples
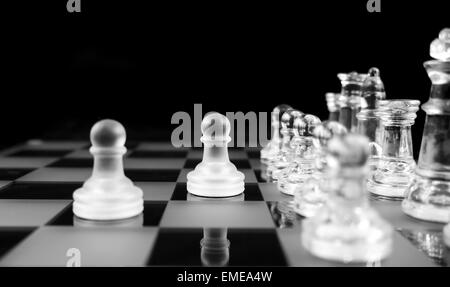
(3, 0), (450, 156)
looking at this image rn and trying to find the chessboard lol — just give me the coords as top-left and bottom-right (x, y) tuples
(0, 139), (447, 267)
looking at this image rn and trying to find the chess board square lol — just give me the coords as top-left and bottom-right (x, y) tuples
(148, 228), (287, 266)
(183, 159), (251, 169)
(187, 149), (248, 160)
(0, 181), (11, 189)
(0, 226), (158, 266)
(259, 183), (293, 202)
(160, 201), (274, 228)
(170, 183), (263, 201)
(0, 157), (58, 169)
(0, 182), (81, 200)
(246, 150), (261, 159)
(254, 169), (271, 183)
(128, 150), (188, 158)
(135, 142), (186, 151)
(249, 159), (263, 170)
(125, 169), (180, 182)
(0, 200), (71, 227)
(277, 227), (437, 267)
(0, 169), (34, 181)
(177, 169), (257, 183)
(16, 168), (90, 183)
(137, 182), (176, 201)
(21, 140), (87, 150)
(7, 149), (72, 158)
(48, 202), (167, 227)
(0, 228), (35, 258)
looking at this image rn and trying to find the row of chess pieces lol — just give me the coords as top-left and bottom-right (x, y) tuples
(259, 28), (450, 262)
(61, 28), (448, 264)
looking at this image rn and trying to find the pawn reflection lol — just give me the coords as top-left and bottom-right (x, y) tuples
(187, 193), (244, 266)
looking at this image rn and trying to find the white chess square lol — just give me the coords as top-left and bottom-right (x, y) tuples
(258, 183), (293, 201)
(0, 226), (158, 266)
(0, 200), (71, 227)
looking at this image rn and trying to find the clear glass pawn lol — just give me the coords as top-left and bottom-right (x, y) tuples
(293, 121), (348, 217)
(301, 134), (393, 263)
(326, 93), (340, 121)
(266, 109), (304, 181)
(260, 104), (292, 164)
(357, 67), (386, 172)
(277, 114), (321, 195)
(402, 28), (450, 222)
(367, 100), (420, 199)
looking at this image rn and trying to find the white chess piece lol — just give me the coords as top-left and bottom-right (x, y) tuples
(73, 119), (144, 220)
(187, 112), (245, 197)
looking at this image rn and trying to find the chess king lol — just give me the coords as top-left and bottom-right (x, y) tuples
(402, 28), (450, 223)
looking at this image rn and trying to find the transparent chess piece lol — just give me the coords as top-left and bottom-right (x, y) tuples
(337, 72), (367, 131)
(261, 104), (292, 164)
(326, 93), (340, 121)
(403, 28), (450, 222)
(277, 114), (321, 196)
(367, 100), (420, 199)
(357, 67), (386, 171)
(301, 134), (393, 263)
(266, 108), (304, 181)
(444, 223), (450, 248)
(293, 121), (348, 217)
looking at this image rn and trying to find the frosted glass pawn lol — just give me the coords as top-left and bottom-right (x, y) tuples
(73, 119), (144, 221)
(187, 113), (245, 197)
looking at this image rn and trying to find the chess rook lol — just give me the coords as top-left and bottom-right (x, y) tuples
(325, 93), (340, 121)
(337, 72), (367, 131)
(73, 119), (144, 221)
(403, 28), (450, 222)
(187, 112), (245, 197)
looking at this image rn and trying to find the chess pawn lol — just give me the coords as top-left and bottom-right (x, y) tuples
(73, 119), (144, 221)
(403, 28), (450, 222)
(357, 67), (386, 171)
(325, 93), (340, 122)
(200, 228), (230, 267)
(187, 113), (245, 197)
(367, 100), (420, 199)
(260, 104), (292, 164)
(293, 121), (348, 217)
(337, 72), (367, 131)
(301, 134), (393, 263)
(266, 109), (304, 181)
(277, 114), (321, 196)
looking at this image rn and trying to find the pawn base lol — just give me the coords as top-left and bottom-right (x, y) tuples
(73, 177), (144, 221)
(402, 176), (450, 223)
(444, 224), (450, 248)
(301, 209), (393, 263)
(187, 162), (245, 198)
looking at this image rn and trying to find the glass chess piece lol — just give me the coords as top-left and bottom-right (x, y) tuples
(260, 104), (292, 164)
(293, 121), (348, 217)
(444, 223), (450, 248)
(266, 108), (304, 181)
(301, 134), (393, 263)
(326, 93), (340, 121)
(357, 67), (386, 172)
(277, 114), (322, 195)
(337, 72), (367, 132)
(403, 28), (450, 222)
(367, 100), (420, 199)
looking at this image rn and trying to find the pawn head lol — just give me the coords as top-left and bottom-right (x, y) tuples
(90, 119), (126, 148)
(281, 109), (303, 130)
(201, 112), (231, 139)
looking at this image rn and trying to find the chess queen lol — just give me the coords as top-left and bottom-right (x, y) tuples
(403, 28), (450, 223)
